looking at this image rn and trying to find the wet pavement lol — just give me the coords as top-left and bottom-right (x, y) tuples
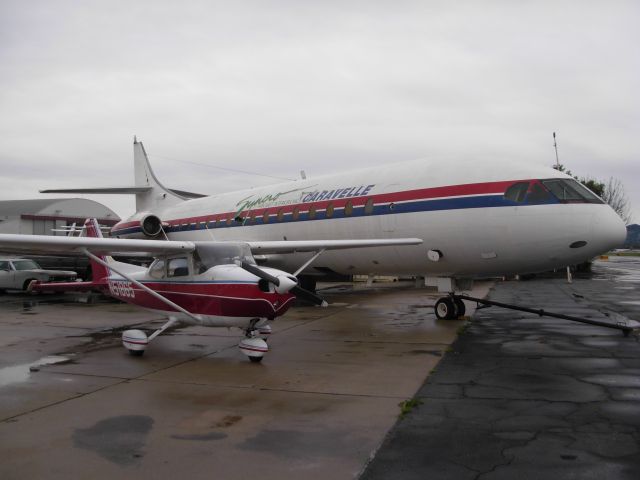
(361, 256), (640, 480)
(2, 258), (639, 479)
(0, 282), (488, 480)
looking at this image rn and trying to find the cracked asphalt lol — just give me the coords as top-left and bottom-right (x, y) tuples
(361, 256), (640, 480)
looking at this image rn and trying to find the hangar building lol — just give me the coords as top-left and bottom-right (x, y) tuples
(0, 198), (120, 235)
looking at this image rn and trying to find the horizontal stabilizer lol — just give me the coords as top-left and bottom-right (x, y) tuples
(40, 187), (152, 194)
(29, 280), (97, 293)
(40, 187), (206, 198)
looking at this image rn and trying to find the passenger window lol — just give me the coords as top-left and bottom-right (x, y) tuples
(326, 203), (335, 218)
(292, 206), (300, 221)
(364, 198), (374, 215)
(308, 205), (317, 220)
(277, 208), (284, 222)
(167, 257), (189, 277)
(344, 200), (353, 216)
(148, 260), (166, 279)
(0, 261), (10, 271)
(226, 216), (233, 226)
(504, 182), (530, 203)
(262, 211), (270, 224)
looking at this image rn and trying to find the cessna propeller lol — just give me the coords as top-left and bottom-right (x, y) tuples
(239, 261), (328, 307)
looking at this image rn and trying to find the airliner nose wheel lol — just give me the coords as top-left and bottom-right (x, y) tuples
(454, 297), (466, 317)
(434, 297), (465, 320)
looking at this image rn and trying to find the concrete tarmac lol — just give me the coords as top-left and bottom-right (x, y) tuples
(361, 257), (640, 480)
(0, 281), (488, 480)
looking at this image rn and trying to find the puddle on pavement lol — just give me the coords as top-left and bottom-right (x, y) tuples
(0, 355), (72, 388)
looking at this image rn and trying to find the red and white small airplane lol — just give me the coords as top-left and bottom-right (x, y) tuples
(0, 219), (421, 362)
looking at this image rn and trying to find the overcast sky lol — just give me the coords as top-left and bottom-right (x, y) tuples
(1, 0), (638, 223)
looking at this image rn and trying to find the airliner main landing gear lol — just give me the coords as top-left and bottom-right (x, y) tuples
(434, 295), (466, 320)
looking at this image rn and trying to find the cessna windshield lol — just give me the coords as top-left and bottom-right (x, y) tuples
(194, 243), (256, 273)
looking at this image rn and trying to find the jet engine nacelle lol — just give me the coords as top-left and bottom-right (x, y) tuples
(140, 213), (163, 237)
(111, 212), (165, 239)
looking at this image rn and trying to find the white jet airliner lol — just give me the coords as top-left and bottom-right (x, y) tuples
(42, 138), (626, 318)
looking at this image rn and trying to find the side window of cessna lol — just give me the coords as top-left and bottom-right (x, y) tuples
(503, 178), (603, 205)
(148, 243), (257, 279)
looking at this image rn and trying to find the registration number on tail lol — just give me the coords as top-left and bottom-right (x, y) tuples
(108, 280), (135, 298)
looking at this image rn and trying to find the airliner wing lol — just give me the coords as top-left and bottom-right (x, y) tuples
(0, 234), (195, 256)
(247, 238), (423, 254)
(0, 234), (421, 257)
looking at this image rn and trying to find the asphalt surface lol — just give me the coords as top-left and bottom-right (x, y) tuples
(361, 256), (640, 480)
(0, 281), (488, 480)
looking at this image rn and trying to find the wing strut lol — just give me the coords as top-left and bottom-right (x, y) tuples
(293, 248), (326, 277)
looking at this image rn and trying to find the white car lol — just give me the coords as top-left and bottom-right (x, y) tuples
(0, 258), (77, 292)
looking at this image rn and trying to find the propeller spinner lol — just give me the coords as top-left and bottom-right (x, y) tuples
(239, 261), (327, 307)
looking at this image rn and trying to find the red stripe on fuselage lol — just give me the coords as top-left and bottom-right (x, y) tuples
(170, 180), (519, 226)
(107, 281), (295, 319)
(112, 179), (523, 233)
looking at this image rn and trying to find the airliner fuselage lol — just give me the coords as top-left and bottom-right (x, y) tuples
(111, 147), (626, 280)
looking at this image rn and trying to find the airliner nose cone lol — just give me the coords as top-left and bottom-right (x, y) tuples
(595, 207), (627, 252)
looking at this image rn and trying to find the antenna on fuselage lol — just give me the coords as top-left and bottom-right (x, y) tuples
(553, 131), (560, 169)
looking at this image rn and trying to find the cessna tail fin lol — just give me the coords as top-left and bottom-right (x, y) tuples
(82, 218), (110, 283)
(29, 218), (110, 293)
(40, 138), (206, 213)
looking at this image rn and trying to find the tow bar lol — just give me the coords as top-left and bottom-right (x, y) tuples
(454, 294), (636, 337)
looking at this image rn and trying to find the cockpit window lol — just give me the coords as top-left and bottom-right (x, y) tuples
(148, 259), (166, 279)
(542, 179), (603, 204)
(504, 182), (529, 203)
(194, 243), (256, 270)
(167, 257), (189, 277)
(526, 182), (552, 204)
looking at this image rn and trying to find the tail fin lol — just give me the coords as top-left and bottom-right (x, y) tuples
(83, 218), (110, 282)
(132, 138), (188, 211)
(29, 218), (110, 293)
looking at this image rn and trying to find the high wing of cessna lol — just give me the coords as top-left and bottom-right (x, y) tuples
(41, 137), (627, 319)
(0, 219), (422, 362)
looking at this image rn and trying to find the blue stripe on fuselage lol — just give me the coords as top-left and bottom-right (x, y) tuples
(113, 194), (556, 236)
